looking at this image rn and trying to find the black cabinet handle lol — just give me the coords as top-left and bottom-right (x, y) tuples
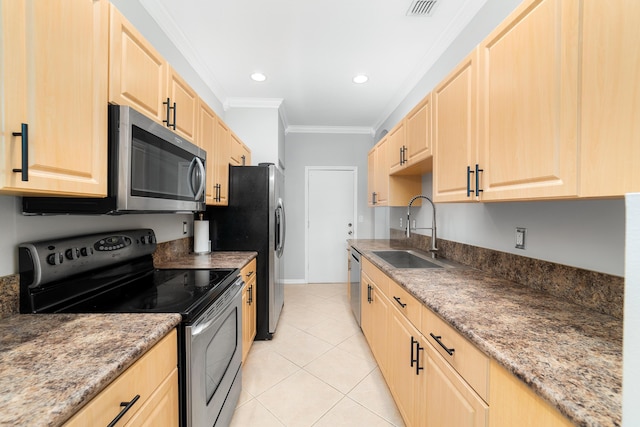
(393, 296), (407, 308)
(410, 336), (424, 375)
(410, 336), (417, 367)
(430, 332), (455, 356)
(241, 154), (246, 166)
(466, 165), (473, 197)
(163, 98), (176, 129)
(367, 284), (372, 303)
(372, 192), (377, 205)
(475, 163), (484, 197)
(106, 394), (140, 427)
(12, 123), (28, 181)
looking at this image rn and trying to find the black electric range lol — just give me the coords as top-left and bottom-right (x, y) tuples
(18, 228), (238, 320)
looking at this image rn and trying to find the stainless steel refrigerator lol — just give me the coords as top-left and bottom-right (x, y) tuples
(209, 163), (285, 340)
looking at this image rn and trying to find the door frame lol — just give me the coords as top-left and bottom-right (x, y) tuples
(304, 166), (358, 284)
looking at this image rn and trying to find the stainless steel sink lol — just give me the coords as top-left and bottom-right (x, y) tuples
(372, 250), (443, 269)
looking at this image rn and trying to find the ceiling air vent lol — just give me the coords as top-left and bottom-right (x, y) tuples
(406, 0), (439, 17)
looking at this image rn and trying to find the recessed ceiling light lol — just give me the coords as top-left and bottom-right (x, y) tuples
(250, 72), (267, 82)
(353, 74), (369, 84)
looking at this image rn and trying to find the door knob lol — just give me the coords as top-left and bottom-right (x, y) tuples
(348, 223), (352, 227)
(348, 231), (353, 235)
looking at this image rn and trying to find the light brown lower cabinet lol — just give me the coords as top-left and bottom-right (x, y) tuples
(359, 260), (573, 427)
(241, 258), (257, 363)
(64, 329), (178, 427)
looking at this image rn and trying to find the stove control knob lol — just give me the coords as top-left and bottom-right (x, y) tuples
(80, 246), (93, 257)
(65, 248), (80, 260)
(47, 252), (63, 266)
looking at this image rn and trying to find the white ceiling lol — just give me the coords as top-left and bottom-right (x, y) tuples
(139, 0), (488, 134)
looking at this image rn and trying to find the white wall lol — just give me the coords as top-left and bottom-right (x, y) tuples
(284, 132), (373, 282)
(0, 195), (193, 277)
(623, 193), (640, 426)
(224, 107), (284, 168)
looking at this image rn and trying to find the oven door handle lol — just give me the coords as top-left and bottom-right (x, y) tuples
(188, 157), (206, 201)
(191, 279), (242, 336)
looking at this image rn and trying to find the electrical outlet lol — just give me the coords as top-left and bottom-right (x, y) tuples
(515, 227), (526, 249)
(400, 218), (403, 228)
(183, 221), (188, 235)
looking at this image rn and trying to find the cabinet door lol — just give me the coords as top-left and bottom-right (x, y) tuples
(196, 100), (217, 205)
(229, 132), (245, 166)
(109, 4), (167, 124)
(124, 369), (179, 427)
(388, 122), (406, 173)
(213, 118), (230, 206)
(2, 0), (108, 196)
(367, 149), (376, 206)
(389, 307), (424, 427)
(478, 0), (580, 201)
(433, 50), (478, 203)
(371, 283), (390, 378)
(405, 94), (432, 172)
(374, 137), (389, 205)
(425, 344), (488, 427)
(579, 0), (640, 197)
(167, 67), (198, 142)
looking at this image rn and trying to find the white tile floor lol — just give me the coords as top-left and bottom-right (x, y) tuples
(230, 283), (405, 427)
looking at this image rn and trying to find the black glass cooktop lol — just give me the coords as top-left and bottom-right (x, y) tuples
(28, 257), (238, 321)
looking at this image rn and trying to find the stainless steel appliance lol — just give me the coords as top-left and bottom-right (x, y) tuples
(210, 163), (285, 340)
(18, 229), (241, 427)
(22, 105), (206, 214)
(349, 247), (362, 326)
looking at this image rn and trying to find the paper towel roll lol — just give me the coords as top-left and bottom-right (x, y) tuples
(194, 220), (210, 254)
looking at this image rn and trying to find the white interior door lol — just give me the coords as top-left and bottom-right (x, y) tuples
(306, 168), (357, 283)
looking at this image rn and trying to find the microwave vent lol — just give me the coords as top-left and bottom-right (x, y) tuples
(406, 0), (439, 16)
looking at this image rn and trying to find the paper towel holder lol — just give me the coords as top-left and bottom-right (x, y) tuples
(194, 213), (211, 255)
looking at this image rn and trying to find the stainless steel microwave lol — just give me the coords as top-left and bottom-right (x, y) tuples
(23, 105), (206, 214)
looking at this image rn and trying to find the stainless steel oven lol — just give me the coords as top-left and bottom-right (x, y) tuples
(18, 229), (243, 427)
(185, 277), (242, 427)
(23, 105), (206, 214)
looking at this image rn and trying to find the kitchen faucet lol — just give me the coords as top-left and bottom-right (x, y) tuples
(406, 195), (438, 257)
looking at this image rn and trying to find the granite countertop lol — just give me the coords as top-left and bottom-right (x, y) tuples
(349, 239), (622, 427)
(0, 313), (181, 427)
(154, 250), (257, 270)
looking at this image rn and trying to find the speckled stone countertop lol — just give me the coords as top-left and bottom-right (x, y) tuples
(0, 313), (181, 427)
(153, 250), (257, 270)
(349, 239), (622, 427)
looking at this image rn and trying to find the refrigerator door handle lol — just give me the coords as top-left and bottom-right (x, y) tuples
(275, 198), (286, 257)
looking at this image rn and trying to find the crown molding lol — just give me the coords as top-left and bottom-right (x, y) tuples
(286, 125), (375, 136)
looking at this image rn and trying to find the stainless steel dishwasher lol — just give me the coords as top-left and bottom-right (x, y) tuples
(349, 247), (362, 326)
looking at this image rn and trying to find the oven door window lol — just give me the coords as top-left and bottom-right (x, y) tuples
(205, 308), (239, 403)
(130, 125), (201, 201)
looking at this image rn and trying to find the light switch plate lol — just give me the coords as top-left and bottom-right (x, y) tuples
(515, 227), (526, 249)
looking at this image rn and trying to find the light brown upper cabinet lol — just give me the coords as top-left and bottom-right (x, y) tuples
(435, 0), (581, 202)
(109, 5), (167, 125)
(196, 99), (217, 205)
(109, 5), (197, 143)
(212, 117), (231, 206)
(230, 132), (251, 166)
(579, 0), (640, 197)
(477, 0), (580, 201)
(368, 137), (389, 206)
(1, 0), (109, 197)
(167, 67), (198, 142)
(433, 50), (479, 203)
(390, 94), (433, 176)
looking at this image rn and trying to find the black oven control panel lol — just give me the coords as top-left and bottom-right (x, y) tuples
(19, 229), (157, 288)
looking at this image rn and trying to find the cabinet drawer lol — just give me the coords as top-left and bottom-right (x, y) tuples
(64, 329), (177, 427)
(387, 279), (421, 329)
(421, 306), (489, 402)
(240, 258), (257, 283)
(362, 258), (389, 295)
